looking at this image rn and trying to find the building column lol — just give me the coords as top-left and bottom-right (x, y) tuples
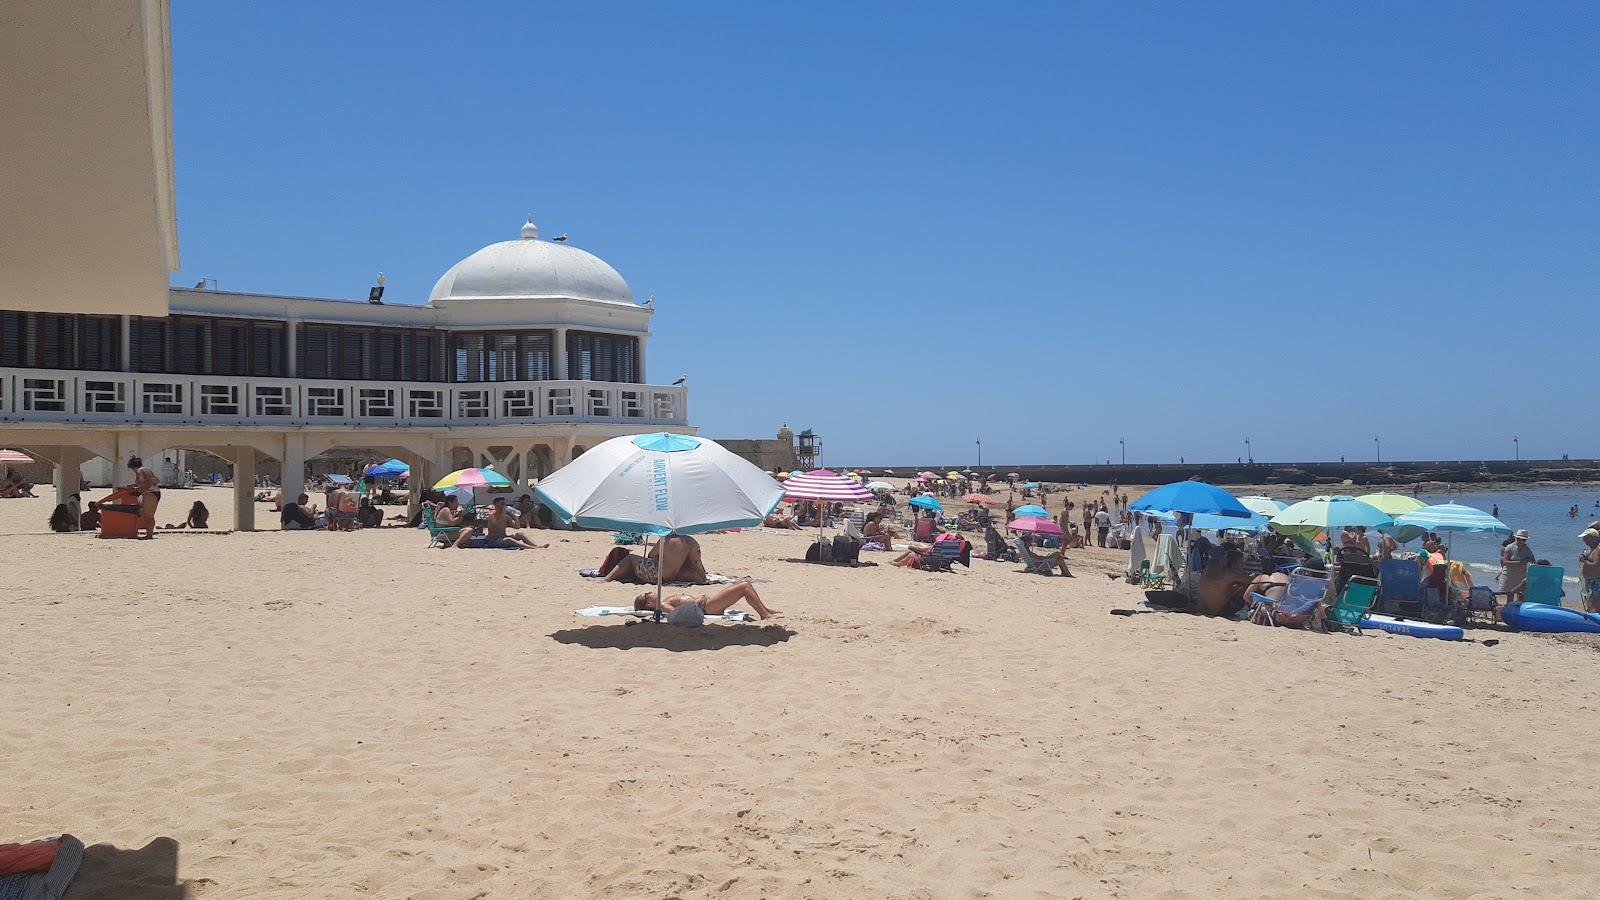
(286, 319), (299, 378)
(233, 449), (256, 532)
(54, 445), (88, 508)
(554, 327), (568, 380)
(406, 457), (428, 519)
(119, 316), (132, 372)
(637, 337), (647, 384)
(280, 432), (305, 512)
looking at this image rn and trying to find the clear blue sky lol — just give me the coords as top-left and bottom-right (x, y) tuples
(169, 2), (1598, 467)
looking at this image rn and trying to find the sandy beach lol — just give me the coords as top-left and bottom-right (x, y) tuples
(7, 484), (1600, 898)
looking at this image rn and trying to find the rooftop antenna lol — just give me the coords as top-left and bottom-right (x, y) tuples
(368, 271), (385, 304)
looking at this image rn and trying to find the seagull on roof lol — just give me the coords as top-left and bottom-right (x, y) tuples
(193, 279), (207, 289)
(643, 295), (655, 306)
(671, 374), (687, 386)
(553, 233), (568, 242)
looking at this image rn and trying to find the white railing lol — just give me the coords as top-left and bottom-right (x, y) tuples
(0, 368), (688, 428)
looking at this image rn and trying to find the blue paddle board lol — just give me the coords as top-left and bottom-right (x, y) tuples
(1501, 602), (1600, 634)
(1358, 614), (1464, 641)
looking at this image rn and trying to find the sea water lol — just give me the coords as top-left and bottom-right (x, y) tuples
(1411, 485), (1600, 586)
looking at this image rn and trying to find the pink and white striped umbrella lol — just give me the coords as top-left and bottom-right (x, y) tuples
(782, 469), (874, 504)
(0, 450), (33, 463)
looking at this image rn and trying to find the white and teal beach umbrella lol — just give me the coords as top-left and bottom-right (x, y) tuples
(1395, 503), (1510, 535)
(535, 433), (783, 536)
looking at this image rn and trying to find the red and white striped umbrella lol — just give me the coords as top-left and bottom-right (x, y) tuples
(782, 469), (873, 504)
(0, 450), (33, 463)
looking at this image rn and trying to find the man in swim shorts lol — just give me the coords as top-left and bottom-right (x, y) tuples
(1580, 529), (1600, 613)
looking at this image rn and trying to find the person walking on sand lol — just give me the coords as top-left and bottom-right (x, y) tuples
(120, 455), (160, 539)
(1095, 504), (1112, 548)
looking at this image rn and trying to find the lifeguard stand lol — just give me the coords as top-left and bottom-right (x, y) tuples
(795, 428), (820, 470)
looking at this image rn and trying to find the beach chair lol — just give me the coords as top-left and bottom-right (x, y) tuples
(1138, 559), (1167, 591)
(1327, 575), (1380, 634)
(913, 517), (937, 542)
(918, 539), (964, 573)
(1249, 567), (1329, 628)
(1013, 537), (1058, 576)
(1466, 586), (1499, 624)
(423, 506), (462, 548)
(1377, 558), (1423, 616)
(1524, 564), (1566, 606)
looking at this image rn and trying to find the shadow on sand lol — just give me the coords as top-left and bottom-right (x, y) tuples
(550, 622), (795, 651)
(72, 837), (190, 900)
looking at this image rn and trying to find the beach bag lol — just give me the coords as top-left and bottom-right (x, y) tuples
(832, 534), (861, 564)
(806, 539), (834, 563)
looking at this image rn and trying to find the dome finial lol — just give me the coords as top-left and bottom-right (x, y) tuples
(521, 215), (538, 240)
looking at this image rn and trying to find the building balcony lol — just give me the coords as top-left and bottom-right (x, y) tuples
(0, 367), (687, 429)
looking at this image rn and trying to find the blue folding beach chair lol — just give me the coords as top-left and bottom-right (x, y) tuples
(1377, 558), (1422, 616)
(1249, 567), (1329, 627)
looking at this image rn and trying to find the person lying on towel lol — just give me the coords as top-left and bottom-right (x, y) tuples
(635, 580), (783, 620)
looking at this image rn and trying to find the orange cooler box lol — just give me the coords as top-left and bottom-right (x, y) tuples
(98, 488), (143, 538)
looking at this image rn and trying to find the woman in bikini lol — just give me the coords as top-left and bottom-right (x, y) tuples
(634, 580), (783, 620)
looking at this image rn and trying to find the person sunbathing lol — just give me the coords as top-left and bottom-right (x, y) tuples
(434, 496), (469, 527)
(861, 512), (899, 546)
(603, 533), (707, 584)
(1014, 534), (1073, 576)
(634, 579), (782, 620)
(455, 497), (548, 549)
(764, 511), (803, 530)
(164, 501), (209, 529)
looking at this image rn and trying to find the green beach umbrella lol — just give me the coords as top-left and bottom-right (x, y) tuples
(1270, 495), (1393, 538)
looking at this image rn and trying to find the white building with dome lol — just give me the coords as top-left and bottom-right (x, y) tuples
(0, 216), (692, 529)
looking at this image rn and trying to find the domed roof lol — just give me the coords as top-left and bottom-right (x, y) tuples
(428, 217), (634, 305)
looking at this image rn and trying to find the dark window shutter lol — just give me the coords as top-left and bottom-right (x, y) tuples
(302, 327), (331, 378)
(0, 313), (23, 367)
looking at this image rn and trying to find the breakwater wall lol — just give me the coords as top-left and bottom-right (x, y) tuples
(860, 460), (1600, 487)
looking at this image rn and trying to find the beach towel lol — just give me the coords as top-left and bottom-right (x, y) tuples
(0, 834), (83, 900)
(573, 606), (752, 622)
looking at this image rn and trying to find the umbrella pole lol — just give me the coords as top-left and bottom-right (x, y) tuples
(654, 533), (665, 623)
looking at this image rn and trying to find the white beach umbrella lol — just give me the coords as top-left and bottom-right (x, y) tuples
(535, 433), (783, 536)
(536, 433), (785, 622)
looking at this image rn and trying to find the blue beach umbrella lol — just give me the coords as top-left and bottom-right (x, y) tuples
(1011, 504), (1051, 518)
(363, 458), (410, 478)
(1130, 481), (1254, 518)
(1144, 509), (1270, 532)
(1237, 496), (1287, 518)
(909, 494), (943, 512)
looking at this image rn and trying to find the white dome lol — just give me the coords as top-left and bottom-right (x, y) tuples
(428, 217), (635, 305)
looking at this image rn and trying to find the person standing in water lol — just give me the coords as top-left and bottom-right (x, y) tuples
(1500, 529), (1536, 604)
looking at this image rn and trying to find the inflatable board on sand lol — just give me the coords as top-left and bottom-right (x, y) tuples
(1357, 614), (1464, 641)
(1501, 602), (1600, 635)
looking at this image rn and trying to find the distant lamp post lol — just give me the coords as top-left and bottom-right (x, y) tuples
(1374, 436), (1381, 462)
(1119, 438), (1125, 466)
(976, 438), (982, 468)
(1245, 437), (1252, 464)
(1514, 435), (1520, 461)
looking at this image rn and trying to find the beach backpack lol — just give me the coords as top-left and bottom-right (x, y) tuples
(806, 539), (834, 563)
(832, 534), (860, 564)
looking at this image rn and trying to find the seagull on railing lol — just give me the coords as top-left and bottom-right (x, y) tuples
(553, 233), (568, 242)
(671, 374), (687, 386)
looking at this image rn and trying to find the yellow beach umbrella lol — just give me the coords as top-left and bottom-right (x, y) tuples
(1355, 493), (1428, 517)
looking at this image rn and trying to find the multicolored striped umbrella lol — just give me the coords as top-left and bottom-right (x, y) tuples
(782, 469), (874, 504)
(433, 467), (513, 490)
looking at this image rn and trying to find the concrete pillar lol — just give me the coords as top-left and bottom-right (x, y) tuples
(285, 319), (299, 378)
(119, 315), (132, 372)
(54, 445), (88, 507)
(407, 457), (428, 519)
(554, 327), (568, 380)
(280, 432), (306, 513)
(233, 449), (256, 532)
(637, 335), (647, 384)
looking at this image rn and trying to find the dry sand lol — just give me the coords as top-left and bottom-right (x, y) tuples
(6, 484), (1600, 898)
